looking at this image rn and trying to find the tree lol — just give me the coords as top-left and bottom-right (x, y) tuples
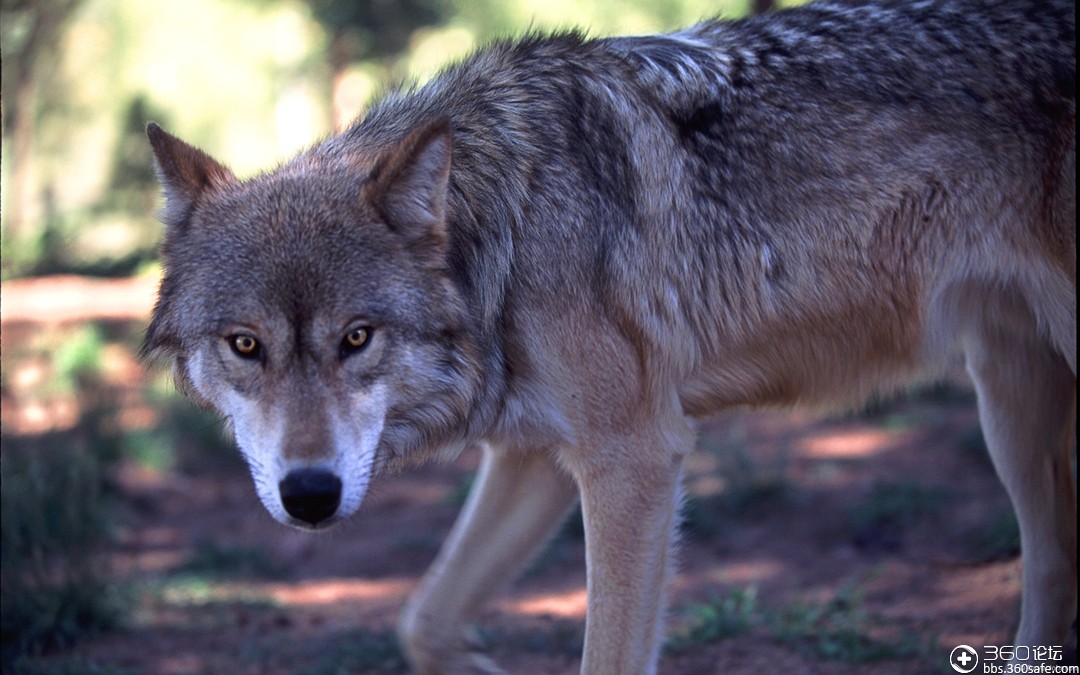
(1, 0), (85, 242)
(307, 0), (452, 128)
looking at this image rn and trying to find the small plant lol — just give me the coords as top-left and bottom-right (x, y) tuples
(768, 583), (927, 663)
(145, 380), (243, 473)
(663, 581), (935, 664)
(678, 477), (791, 541)
(665, 586), (758, 653)
(1, 437), (123, 659)
(50, 325), (107, 394)
(849, 480), (946, 550)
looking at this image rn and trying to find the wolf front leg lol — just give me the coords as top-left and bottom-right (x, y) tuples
(572, 419), (691, 675)
(398, 445), (579, 674)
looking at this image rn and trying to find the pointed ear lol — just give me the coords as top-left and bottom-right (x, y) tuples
(146, 122), (236, 227)
(363, 117), (452, 259)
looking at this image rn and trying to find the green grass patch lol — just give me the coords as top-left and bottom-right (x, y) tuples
(768, 583), (929, 663)
(146, 577), (281, 634)
(663, 582), (936, 665)
(665, 586), (758, 653)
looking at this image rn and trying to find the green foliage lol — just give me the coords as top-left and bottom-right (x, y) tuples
(3, 0), (785, 282)
(153, 577), (279, 612)
(118, 428), (174, 472)
(768, 583), (929, 663)
(665, 586), (758, 653)
(158, 401), (243, 474)
(679, 478), (790, 541)
(849, 481), (946, 549)
(105, 96), (163, 205)
(663, 581), (936, 664)
(0, 435), (123, 660)
(50, 325), (106, 392)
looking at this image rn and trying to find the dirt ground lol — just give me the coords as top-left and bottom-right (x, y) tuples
(2, 275), (1076, 674)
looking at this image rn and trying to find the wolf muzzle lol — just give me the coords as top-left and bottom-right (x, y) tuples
(278, 468), (343, 527)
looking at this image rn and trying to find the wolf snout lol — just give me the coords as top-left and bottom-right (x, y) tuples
(278, 468), (343, 527)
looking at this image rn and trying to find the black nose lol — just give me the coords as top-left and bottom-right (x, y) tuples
(279, 468), (342, 526)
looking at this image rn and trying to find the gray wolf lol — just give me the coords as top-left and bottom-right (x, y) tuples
(143, 0), (1076, 671)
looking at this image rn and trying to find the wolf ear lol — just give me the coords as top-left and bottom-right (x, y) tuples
(364, 117), (452, 262)
(146, 123), (236, 227)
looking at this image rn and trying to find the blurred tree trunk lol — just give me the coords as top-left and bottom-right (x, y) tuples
(753, 0), (777, 15)
(1, 0), (83, 242)
(309, 0), (449, 131)
(328, 28), (358, 132)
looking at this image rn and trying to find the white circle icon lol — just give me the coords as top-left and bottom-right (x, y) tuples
(950, 645), (979, 673)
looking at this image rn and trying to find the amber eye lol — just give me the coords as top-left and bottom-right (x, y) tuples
(340, 326), (371, 357)
(229, 334), (261, 359)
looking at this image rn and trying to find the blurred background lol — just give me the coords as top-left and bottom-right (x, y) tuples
(2, 1), (1059, 673)
(2, 0), (781, 281)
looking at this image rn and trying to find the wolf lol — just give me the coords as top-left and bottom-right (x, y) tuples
(142, 0), (1076, 671)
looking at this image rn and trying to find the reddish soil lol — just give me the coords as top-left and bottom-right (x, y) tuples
(3, 276), (1076, 674)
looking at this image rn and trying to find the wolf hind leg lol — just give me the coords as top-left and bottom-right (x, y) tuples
(962, 288), (1077, 647)
(398, 444), (579, 675)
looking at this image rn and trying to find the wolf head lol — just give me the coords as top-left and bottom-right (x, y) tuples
(142, 119), (483, 530)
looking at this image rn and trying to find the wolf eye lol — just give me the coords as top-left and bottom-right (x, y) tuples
(340, 326), (372, 357)
(229, 334), (261, 359)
